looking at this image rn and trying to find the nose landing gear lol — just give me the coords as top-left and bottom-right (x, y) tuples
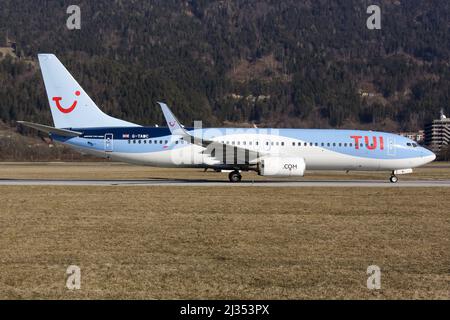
(228, 170), (242, 183)
(389, 169), (413, 183)
(389, 174), (398, 183)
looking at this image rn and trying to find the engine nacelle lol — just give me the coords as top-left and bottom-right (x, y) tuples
(259, 157), (306, 177)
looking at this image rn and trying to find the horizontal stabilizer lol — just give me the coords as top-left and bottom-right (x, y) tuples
(17, 121), (82, 137)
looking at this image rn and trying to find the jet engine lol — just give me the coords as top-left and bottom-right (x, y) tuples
(259, 157), (306, 177)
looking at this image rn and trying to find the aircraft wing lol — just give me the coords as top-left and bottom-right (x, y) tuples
(158, 102), (262, 165)
(17, 121), (82, 137)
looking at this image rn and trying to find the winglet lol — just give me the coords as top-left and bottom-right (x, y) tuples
(158, 102), (187, 136)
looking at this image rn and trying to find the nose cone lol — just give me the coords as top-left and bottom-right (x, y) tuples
(422, 148), (436, 163)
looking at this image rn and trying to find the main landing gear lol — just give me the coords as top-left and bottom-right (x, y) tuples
(389, 172), (398, 183)
(228, 170), (242, 183)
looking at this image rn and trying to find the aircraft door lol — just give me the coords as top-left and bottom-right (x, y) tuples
(104, 133), (114, 152)
(387, 137), (396, 156)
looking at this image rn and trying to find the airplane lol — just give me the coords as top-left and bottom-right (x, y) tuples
(18, 54), (436, 183)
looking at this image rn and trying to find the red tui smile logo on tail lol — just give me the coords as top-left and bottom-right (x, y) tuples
(52, 90), (80, 114)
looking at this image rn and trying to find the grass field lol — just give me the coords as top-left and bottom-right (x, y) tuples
(1, 161), (450, 181)
(0, 163), (449, 299)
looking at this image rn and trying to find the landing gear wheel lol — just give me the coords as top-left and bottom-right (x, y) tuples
(390, 175), (398, 183)
(228, 171), (242, 183)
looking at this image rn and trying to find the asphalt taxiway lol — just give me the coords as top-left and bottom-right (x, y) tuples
(1, 178), (450, 187)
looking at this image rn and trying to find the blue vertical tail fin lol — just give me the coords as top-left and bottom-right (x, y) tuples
(38, 54), (139, 129)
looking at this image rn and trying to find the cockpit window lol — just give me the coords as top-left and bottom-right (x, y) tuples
(412, 143), (418, 147)
(407, 143), (412, 146)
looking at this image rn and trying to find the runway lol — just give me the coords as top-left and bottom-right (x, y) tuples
(1, 178), (450, 187)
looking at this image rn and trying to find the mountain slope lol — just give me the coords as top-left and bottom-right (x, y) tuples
(0, 0), (449, 131)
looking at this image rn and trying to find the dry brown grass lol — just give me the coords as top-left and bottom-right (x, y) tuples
(0, 161), (449, 181)
(0, 163), (449, 299)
